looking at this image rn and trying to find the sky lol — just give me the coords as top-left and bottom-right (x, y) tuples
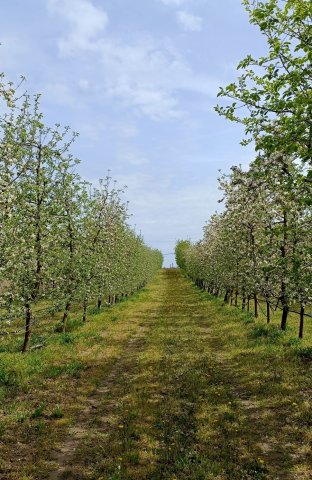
(0, 0), (266, 266)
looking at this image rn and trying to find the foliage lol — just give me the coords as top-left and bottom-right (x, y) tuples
(175, 240), (192, 270)
(176, 155), (312, 336)
(0, 71), (163, 351)
(179, 0), (312, 339)
(215, 0), (312, 166)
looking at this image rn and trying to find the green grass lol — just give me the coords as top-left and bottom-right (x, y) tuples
(50, 405), (64, 419)
(0, 269), (311, 479)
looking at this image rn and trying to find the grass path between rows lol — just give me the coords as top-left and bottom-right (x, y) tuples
(1, 269), (311, 479)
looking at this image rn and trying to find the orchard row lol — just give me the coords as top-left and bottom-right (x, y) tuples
(176, 0), (311, 337)
(0, 78), (163, 352)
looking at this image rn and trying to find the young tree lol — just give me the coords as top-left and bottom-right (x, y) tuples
(78, 176), (128, 322)
(50, 168), (88, 332)
(0, 95), (79, 351)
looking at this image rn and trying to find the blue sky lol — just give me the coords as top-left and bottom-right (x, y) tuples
(0, 0), (265, 266)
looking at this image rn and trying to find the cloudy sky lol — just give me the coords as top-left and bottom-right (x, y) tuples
(0, 0), (265, 266)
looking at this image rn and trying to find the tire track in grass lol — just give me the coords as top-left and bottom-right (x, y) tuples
(47, 313), (160, 479)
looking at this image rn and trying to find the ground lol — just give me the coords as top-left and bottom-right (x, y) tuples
(0, 269), (311, 479)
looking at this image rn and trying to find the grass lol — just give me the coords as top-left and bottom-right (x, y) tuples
(0, 269), (311, 479)
(249, 323), (286, 342)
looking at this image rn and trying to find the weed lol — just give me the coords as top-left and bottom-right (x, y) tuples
(222, 410), (236, 422)
(285, 337), (301, 347)
(298, 402), (312, 427)
(250, 324), (268, 338)
(60, 333), (75, 345)
(125, 451), (140, 464)
(67, 318), (84, 331)
(51, 405), (64, 419)
(0, 386), (5, 401)
(44, 365), (64, 379)
(16, 410), (30, 423)
(31, 403), (46, 419)
(53, 322), (64, 333)
(0, 362), (23, 387)
(243, 458), (268, 479)
(244, 312), (255, 324)
(31, 333), (46, 345)
(87, 306), (102, 316)
(250, 323), (285, 342)
(65, 360), (83, 378)
(27, 353), (46, 375)
(54, 317), (83, 333)
(44, 361), (83, 379)
(295, 345), (312, 360)
(80, 331), (104, 346)
(31, 420), (46, 435)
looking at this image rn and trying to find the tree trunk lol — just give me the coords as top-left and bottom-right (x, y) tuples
(266, 299), (270, 324)
(280, 281), (289, 330)
(242, 289), (246, 310)
(230, 290), (234, 306)
(235, 290), (238, 307)
(254, 293), (258, 318)
(299, 304), (304, 339)
(281, 305), (289, 331)
(247, 295), (250, 312)
(34, 145), (43, 299)
(280, 210), (289, 330)
(82, 297), (88, 322)
(224, 290), (230, 304)
(62, 301), (71, 333)
(97, 297), (102, 310)
(22, 303), (32, 353)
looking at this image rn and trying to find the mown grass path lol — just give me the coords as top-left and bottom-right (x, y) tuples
(1, 270), (311, 479)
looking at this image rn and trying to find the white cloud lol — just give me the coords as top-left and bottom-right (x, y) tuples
(111, 123), (139, 139)
(176, 11), (203, 31)
(47, 0), (217, 119)
(106, 82), (181, 120)
(161, 0), (188, 6)
(118, 148), (149, 166)
(73, 120), (139, 142)
(48, 0), (108, 53)
(73, 37), (218, 118)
